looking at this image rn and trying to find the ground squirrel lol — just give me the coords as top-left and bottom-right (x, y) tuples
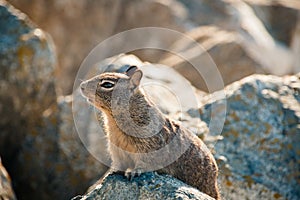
(80, 66), (220, 199)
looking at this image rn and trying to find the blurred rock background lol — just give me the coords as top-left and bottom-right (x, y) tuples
(0, 0), (299, 199)
(6, 0), (300, 95)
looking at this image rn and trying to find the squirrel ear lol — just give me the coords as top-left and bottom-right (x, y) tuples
(126, 65), (138, 77)
(128, 69), (143, 88)
(126, 65), (143, 88)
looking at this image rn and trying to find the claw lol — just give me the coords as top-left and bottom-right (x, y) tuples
(125, 168), (143, 181)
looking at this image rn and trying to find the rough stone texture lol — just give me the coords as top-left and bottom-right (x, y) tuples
(0, 2), (107, 199)
(0, 158), (16, 200)
(8, 0), (188, 95)
(72, 172), (214, 200)
(199, 74), (300, 200)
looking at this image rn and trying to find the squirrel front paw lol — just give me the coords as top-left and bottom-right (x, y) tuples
(125, 168), (143, 181)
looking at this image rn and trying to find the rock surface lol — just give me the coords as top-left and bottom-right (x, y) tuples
(72, 172), (214, 200)
(0, 2), (59, 198)
(0, 0), (56, 157)
(0, 158), (16, 200)
(0, 2), (107, 199)
(199, 74), (300, 199)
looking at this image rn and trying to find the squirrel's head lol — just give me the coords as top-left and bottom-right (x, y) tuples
(80, 66), (143, 112)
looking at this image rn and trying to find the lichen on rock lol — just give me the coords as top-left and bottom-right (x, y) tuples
(199, 74), (300, 200)
(72, 172), (214, 200)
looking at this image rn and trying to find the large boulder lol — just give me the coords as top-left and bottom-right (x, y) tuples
(199, 74), (300, 199)
(0, 2), (107, 199)
(0, 0), (56, 158)
(8, 0), (189, 95)
(72, 172), (214, 200)
(0, 158), (16, 200)
(0, 4), (59, 198)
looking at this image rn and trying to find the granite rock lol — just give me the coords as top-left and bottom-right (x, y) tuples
(72, 172), (214, 200)
(199, 74), (300, 199)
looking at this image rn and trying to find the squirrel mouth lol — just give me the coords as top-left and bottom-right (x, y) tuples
(87, 98), (104, 110)
(87, 98), (95, 104)
(80, 88), (95, 104)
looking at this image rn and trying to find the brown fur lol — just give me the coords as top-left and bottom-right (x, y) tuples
(80, 66), (220, 199)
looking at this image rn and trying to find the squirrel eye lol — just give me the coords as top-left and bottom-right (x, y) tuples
(100, 81), (115, 89)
